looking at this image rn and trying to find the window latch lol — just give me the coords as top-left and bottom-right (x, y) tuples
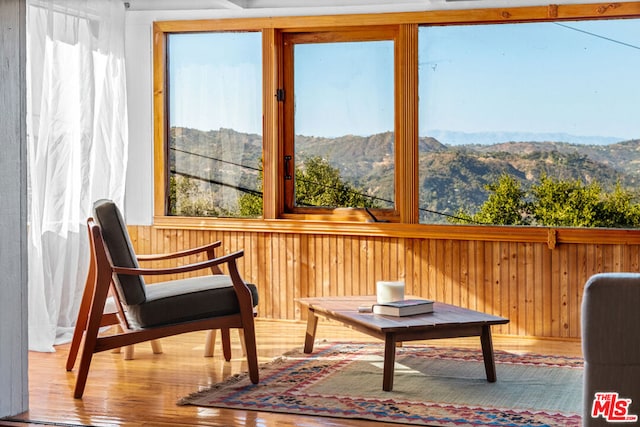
(284, 155), (292, 180)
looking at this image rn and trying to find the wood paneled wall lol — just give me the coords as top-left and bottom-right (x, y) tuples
(128, 225), (640, 339)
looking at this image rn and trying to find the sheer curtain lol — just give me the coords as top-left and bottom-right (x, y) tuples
(27, 0), (128, 352)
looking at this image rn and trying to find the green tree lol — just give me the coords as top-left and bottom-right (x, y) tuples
(449, 174), (530, 225)
(238, 163), (264, 217)
(169, 175), (220, 216)
(597, 182), (640, 228)
(452, 173), (640, 228)
(530, 175), (601, 227)
(295, 156), (376, 208)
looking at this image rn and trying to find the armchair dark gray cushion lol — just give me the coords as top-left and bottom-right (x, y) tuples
(129, 275), (258, 328)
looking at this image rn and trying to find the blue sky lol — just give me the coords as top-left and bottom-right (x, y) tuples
(169, 19), (640, 143)
(169, 32), (263, 135)
(294, 41), (394, 138)
(420, 19), (640, 142)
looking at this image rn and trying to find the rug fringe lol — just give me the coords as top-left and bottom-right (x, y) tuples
(177, 355), (290, 406)
(177, 372), (245, 406)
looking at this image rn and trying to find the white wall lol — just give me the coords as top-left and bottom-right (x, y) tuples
(122, 0), (621, 224)
(0, 0), (28, 418)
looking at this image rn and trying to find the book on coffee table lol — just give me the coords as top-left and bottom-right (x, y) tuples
(373, 299), (434, 317)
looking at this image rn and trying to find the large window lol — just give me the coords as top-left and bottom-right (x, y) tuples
(154, 4), (640, 231)
(167, 31), (262, 217)
(418, 20), (640, 225)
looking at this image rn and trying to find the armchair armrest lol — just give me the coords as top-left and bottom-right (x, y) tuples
(113, 250), (243, 276)
(113, 250), (254, 309)
(136, 241), (222, 262)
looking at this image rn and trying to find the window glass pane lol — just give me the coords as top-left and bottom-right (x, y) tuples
(293, 41), (394, 210)
(418, 20), (640, 226)
(167, 32), (262, 217)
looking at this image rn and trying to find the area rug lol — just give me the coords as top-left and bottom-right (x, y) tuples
(179, 342), (584, 426)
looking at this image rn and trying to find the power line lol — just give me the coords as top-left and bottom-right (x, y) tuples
(172, 170), (262, 197)
(553, 22), (640, 51)
(170, 147), (480, 223)
(172, 147), (262, 172)
(171, 168), (480, 224)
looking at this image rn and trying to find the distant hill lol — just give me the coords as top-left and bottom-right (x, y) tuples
(428, 129), (624, 146)
(169, 126), (263, 192)
(170, 127), (640, 223)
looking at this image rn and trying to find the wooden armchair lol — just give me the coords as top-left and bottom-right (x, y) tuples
(65, 199), (259, 398)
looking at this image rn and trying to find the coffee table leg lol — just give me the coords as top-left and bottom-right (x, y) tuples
(303, 309), (319, 354)
(480, 325), (497, 382)
(382, 333), (397, 391)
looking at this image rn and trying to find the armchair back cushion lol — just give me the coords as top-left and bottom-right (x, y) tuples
(93, 199), (146, 305)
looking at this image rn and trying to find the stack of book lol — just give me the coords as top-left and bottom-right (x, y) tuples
(372, 299), (434, 317)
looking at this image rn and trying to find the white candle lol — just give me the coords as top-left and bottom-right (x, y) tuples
(376, 281), (405, 304)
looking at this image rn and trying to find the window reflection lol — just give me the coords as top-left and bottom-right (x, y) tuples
(167, 32), (263, 217)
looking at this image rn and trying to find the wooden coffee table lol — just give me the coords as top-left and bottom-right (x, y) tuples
(297, 296), (509, 391)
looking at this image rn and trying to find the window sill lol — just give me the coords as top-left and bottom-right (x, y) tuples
(152, 216), (640, 247)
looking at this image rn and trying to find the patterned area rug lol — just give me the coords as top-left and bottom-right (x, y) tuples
(179, 342), (584, 426)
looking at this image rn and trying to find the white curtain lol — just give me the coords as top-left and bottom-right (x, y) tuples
(27, 0), (128, 352)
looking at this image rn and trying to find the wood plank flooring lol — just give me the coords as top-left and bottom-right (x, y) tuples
(4, 319), (582, 427)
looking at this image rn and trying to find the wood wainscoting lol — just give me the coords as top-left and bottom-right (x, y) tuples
(127, 225), (640, 340)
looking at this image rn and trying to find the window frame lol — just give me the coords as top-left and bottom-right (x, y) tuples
(152, 3), (640, 245)
(281, 27), (403, 223)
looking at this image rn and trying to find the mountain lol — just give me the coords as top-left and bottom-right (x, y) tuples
(467, 140), (640, 186)
(418, 143), (639, 223)
(427, 129), (625, 146)
(169, 126), (263, 191)
(169, 127), (640, 223)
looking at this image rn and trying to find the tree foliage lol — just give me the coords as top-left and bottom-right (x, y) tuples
(530, 175), (601, 227)
(451, 173), (640, 228)
(295, 156), (377, 209)
(169, 175), (221, 217)
(452, 174), (530, 225)
(238, 165), (263, 217)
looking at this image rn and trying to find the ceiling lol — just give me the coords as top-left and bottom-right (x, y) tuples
(124, 0), (488, 11)
(123, 0), (625, 13)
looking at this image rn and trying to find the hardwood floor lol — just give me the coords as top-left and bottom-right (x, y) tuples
(4, 319), (582, 427)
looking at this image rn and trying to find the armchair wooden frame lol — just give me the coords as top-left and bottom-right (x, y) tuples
(66, 218), (259, 398)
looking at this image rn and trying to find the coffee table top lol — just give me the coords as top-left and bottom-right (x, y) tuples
(297, 296), (509, 333)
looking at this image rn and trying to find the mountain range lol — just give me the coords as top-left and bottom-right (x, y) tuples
(427, 129), (624, 146)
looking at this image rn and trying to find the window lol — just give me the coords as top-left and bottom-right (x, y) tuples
(166, 31), (263, 217)
(418, 19), (640, 226)
(154, 5), (640, 232)
(282, 30), (397, 221)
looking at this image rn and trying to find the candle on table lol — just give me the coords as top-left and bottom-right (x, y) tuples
(376, 281), (405, 304)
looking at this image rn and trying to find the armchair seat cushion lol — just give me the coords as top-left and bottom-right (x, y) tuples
(128, 275), (259, 328)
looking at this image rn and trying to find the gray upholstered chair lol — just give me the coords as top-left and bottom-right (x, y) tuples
(66, 199), (259, 398)
(582, 273), (640, 426)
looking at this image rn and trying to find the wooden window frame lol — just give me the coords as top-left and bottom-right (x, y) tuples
(281, 27), (404, 223)
(152, 2), (640, 246)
